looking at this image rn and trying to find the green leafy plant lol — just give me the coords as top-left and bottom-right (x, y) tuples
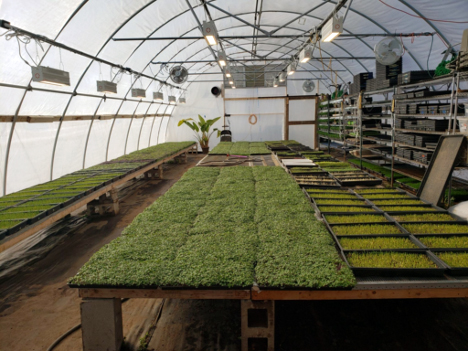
(372, 199), (425, 205)
(306, 189), (349, 194)
(308, 193), (357, 199)
(319, 206), (375, 213)
(419, 236), (468, 248)
(332, 224), (401, 235)
(380, 206), (436, 212)
(362, 194), (413, 199)
(355, 188), (398, 194)
(0, 220), (25, 230)
(178, 115), (221, 149)
(347, 252), (437, 268)
(403, 223), (468, 234)
(340, 237), (417, 250)
(315, 199), (365, 205)
(70, 165), (356, 289)
(393, 213), (455, 222)
(436, 252), (468, 267)
(325, 214), (388, 224)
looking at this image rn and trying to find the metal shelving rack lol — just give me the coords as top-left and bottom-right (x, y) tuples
(347, 72), (468, 193)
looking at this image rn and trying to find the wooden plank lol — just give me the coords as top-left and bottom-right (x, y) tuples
(79, 288), (251, 300)
(251, 288), (468, 301)
(0, 144), (196, 253)
(287, 120), (316, 125)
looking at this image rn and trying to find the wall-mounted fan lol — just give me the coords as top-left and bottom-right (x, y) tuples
(374, 38), (404, 66)
(169, 65), (189, 84)
(302, 80), (315, 93)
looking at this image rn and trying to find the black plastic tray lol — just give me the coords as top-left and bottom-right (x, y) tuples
(431, 249), (468, 276)
(322, 212), (390, 225)
(5, 219), (30, 236)
(342, 250), (447, 277)
(0, 229), (6, 240)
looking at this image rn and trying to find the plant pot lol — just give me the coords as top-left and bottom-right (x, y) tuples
(201, 146), (209, 154)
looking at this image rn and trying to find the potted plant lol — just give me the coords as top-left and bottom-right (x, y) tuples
(178, 115), (221, 154)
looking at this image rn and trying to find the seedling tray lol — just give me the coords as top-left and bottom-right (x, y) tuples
(342, 250), (446, 277)
(26, 210), (49, 224)
(0, 230), (6, 240)
(336, 178), (382, 187)
(334, 235), (426, 251)
(318, 205), (379, 215)
(323, 213), (390, 225)
(328, 222), (405, 235)
(431, 249), (468, 276)
(5, 219), (30, 236)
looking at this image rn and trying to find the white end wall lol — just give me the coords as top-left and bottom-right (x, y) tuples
(166, 82), (224, 150)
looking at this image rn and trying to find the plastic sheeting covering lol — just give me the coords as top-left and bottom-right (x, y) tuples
(0, 0), (467, 193)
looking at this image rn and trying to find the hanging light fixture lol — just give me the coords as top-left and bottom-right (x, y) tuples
(97, 80), (117, 94)
(287, 61), (297, 76)
(225, 67), (232, 78)
(229, 79), (234, 85)
(132, 88), (146, 98)
(273, 77), (279, 87)
(279, 72), (287, 82)
(153, 91), (164, 101)
(299, 45), (313, 63)
(218, 50), (227, 67)
(179, 93), (186, 104)
(321, 16), (344, 43)
(169, 95), (176, 104)
(31, 66), (70, 86)
(202, 20), (218, 46)
(232, 85), (236, 89)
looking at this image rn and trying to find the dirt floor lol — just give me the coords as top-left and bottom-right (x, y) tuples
(2, 154), (468, 351)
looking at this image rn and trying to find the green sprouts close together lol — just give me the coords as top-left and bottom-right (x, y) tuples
(340, 237), (418, 250)
(436, 252), (468, 267)
(332, 224), (401, 235)
(418, 236), (468, 248)
(325, 214), (388, 224)
(403, 223), (468, 234)
(347, 252), (437, 268)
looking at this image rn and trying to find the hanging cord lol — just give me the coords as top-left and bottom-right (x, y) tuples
(399, 34), (406, 56)
(317, 40), (334, 87)
(58, 48), (64, 71)
(98, 62), (103, 81)
(3, 30), (44, 67)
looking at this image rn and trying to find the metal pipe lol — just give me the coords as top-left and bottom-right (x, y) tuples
(124, 100), (142, 155)
(137, 102), (154, 150)
(0, 20), (182, 90)
(452, 72), (461, 134)
(188, 70), (346, 74)
(82, 99), (104, 169)
(148, 104), (164, 147)
(113, 32), (436, 41)
(205, 2), (271, 36)
(152, 57), (374, 64)
(0, 82), (172, 105)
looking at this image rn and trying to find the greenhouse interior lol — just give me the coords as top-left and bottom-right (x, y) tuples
(2, 0), (468, 350)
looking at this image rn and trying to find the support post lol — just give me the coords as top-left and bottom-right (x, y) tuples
(241, 300), (275, 351)
(81, 298), (123, 351)
(109, 189), (120, 215)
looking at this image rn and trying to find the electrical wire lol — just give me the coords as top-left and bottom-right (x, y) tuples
(379, 0), (468, 23)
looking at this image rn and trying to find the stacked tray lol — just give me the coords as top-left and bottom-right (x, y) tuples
(398, 71), (435, 85)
